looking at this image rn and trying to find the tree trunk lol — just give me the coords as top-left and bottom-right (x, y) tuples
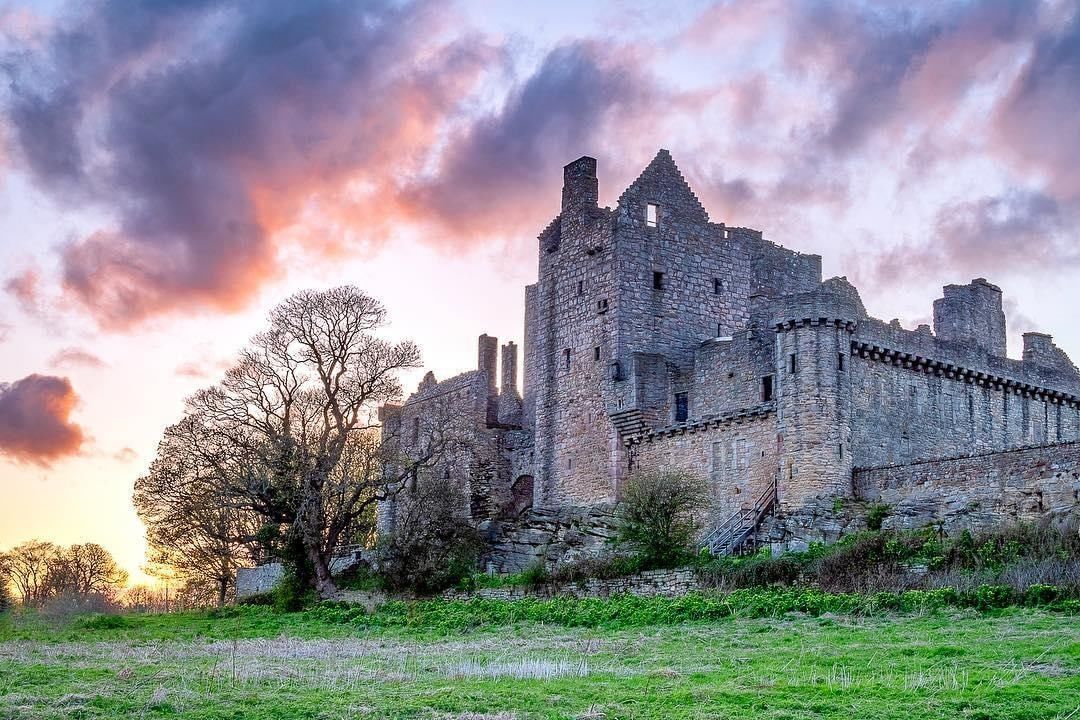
(307, 542), (337, 598)
(217, 578), (228, 608)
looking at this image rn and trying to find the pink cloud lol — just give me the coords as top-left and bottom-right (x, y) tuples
(0, 374), (85, 465)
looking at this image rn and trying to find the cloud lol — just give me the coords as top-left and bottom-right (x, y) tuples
(0, 374), (85, 465)
(113, 447), (137, 463)
(860, 190), (1078, 287)
(398, 41), (669, 236)
(2, 0), (498, 328)
(3, 268), (42, 315)
(48, 347), (106, 369)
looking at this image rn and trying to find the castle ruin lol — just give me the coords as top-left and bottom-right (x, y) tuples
(379, 150), (1080, 570)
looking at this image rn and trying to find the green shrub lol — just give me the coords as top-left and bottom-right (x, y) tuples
(616, 470), (708, 569)
(866, 503), (891, 531)
(80, 614), (127, 630)
(520, 560), (552, 588)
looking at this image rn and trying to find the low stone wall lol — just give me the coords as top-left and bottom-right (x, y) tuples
(853, 441), (1080, 533)
(236, 563), (284, 598)
(441, 568), (699, 601)
(236, 549), (370, 599)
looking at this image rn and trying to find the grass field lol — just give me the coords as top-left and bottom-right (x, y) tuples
(1, 600), (1078, 719)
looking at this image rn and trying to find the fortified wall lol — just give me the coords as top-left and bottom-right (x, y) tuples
(381, 150), (1080, 570)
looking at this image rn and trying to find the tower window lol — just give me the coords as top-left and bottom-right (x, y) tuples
(577, 280), (584, 295)
(646, 203), (659, 228)
(762, 375), (774, 401)
(564, 348), (571, 370)
(675, 392), (689, 422)
(653, 271), (665, 290)
(789, 353), (797, 374)
(594, 346), (601, 361)
(838, 443), (844, 459)
(597, 298), (609, 312)
(838, 353), (845, 370)
(713, 278), (722, 294)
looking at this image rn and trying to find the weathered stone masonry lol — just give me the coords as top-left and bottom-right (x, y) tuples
(380, 150), (1080, 569)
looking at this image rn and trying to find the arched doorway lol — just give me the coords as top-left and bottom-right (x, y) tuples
(507, 475), (534, 517)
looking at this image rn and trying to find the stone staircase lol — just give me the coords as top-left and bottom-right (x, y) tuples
(609, 408), (648, 438)
(699, 478), (778, 556)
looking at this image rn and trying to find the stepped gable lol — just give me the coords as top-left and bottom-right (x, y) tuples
(616, 148), (709, 225)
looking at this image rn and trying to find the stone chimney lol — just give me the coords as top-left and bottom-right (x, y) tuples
(561, 156), (598, 213)
(478, 334), (498, 391)
(497, 342), (523, 425)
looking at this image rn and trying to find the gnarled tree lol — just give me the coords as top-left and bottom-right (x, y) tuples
(145, 286), (466, 597)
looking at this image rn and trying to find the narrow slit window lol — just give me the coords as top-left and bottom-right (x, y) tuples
(713, 278), (722, 294)
(577, 280), (584, 295)
(564, 348), (571, 370)
(762, 375), (774, 401)
(594, 346), (601, 361)
(717, 323), (722, 337)
(653, 271), (664, 290)
(838, 352), (845, 371)
(646, 203), (659, 228)
(838, 444), (844, 459)
(789, 353), (797, 374)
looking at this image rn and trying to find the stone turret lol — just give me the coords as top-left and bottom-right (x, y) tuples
(933, 278), (1007, 357)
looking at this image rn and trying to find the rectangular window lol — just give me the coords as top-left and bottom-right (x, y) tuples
(762, 375), (774, 401)
(789, 353), (797, 374)
(713, 278), (722, 294)
(646, 202), (659, 228)
(675, 392), (688, 422)
(597, 298), (609, 312)
(653, 271), (664, 290)
(564, 348), (571, 370)
(577, 280), (583, 295)
(594, 346), (601, 361)
(838, 352), (845, 370)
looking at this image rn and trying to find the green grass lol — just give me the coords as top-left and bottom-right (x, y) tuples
(1, 597), (1079, 719)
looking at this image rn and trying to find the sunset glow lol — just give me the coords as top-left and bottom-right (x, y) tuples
(2, 0), (1079, 584)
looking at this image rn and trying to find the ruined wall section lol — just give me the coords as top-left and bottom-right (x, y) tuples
(532, 157), (620, 507)
(854, 441), (1080, 533)
(933, 278), (1007, 358)
(628, 408), (777, 528)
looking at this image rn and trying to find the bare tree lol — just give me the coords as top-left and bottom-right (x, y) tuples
(134, 416), (264, 607)
(155, 286), (463, 597)
(49, 544), (129, 600)
(4, 540), (60, 607)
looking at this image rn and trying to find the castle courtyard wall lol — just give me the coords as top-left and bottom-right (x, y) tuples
(854, 441), (1080, 533)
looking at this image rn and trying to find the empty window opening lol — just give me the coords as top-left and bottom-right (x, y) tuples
(713, 278), (722, 294)
(597, 298), (609, 312)
(789, 353), (797, 374)
(675, 392), (689, 422)
(564, 348), (571, 370)
(646, 203), (659, 228)
(594, 346), (601, 361)
(762, 375), (774, 401)
(717, 323), (722, 336)
(838, 353), (845, 371)
(653, 271), (665, 290)
(577, 280), (584, 295)
(838, 443), (844, 459)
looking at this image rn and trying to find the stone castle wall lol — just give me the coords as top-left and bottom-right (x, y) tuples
(628, 407), (777, 525)
(854, 441), (1080, 532)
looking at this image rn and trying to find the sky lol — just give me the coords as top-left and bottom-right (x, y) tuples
(1, 0), (1079, 584)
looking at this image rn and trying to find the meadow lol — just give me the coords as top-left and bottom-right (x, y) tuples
(1, 593), (1078, 719)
